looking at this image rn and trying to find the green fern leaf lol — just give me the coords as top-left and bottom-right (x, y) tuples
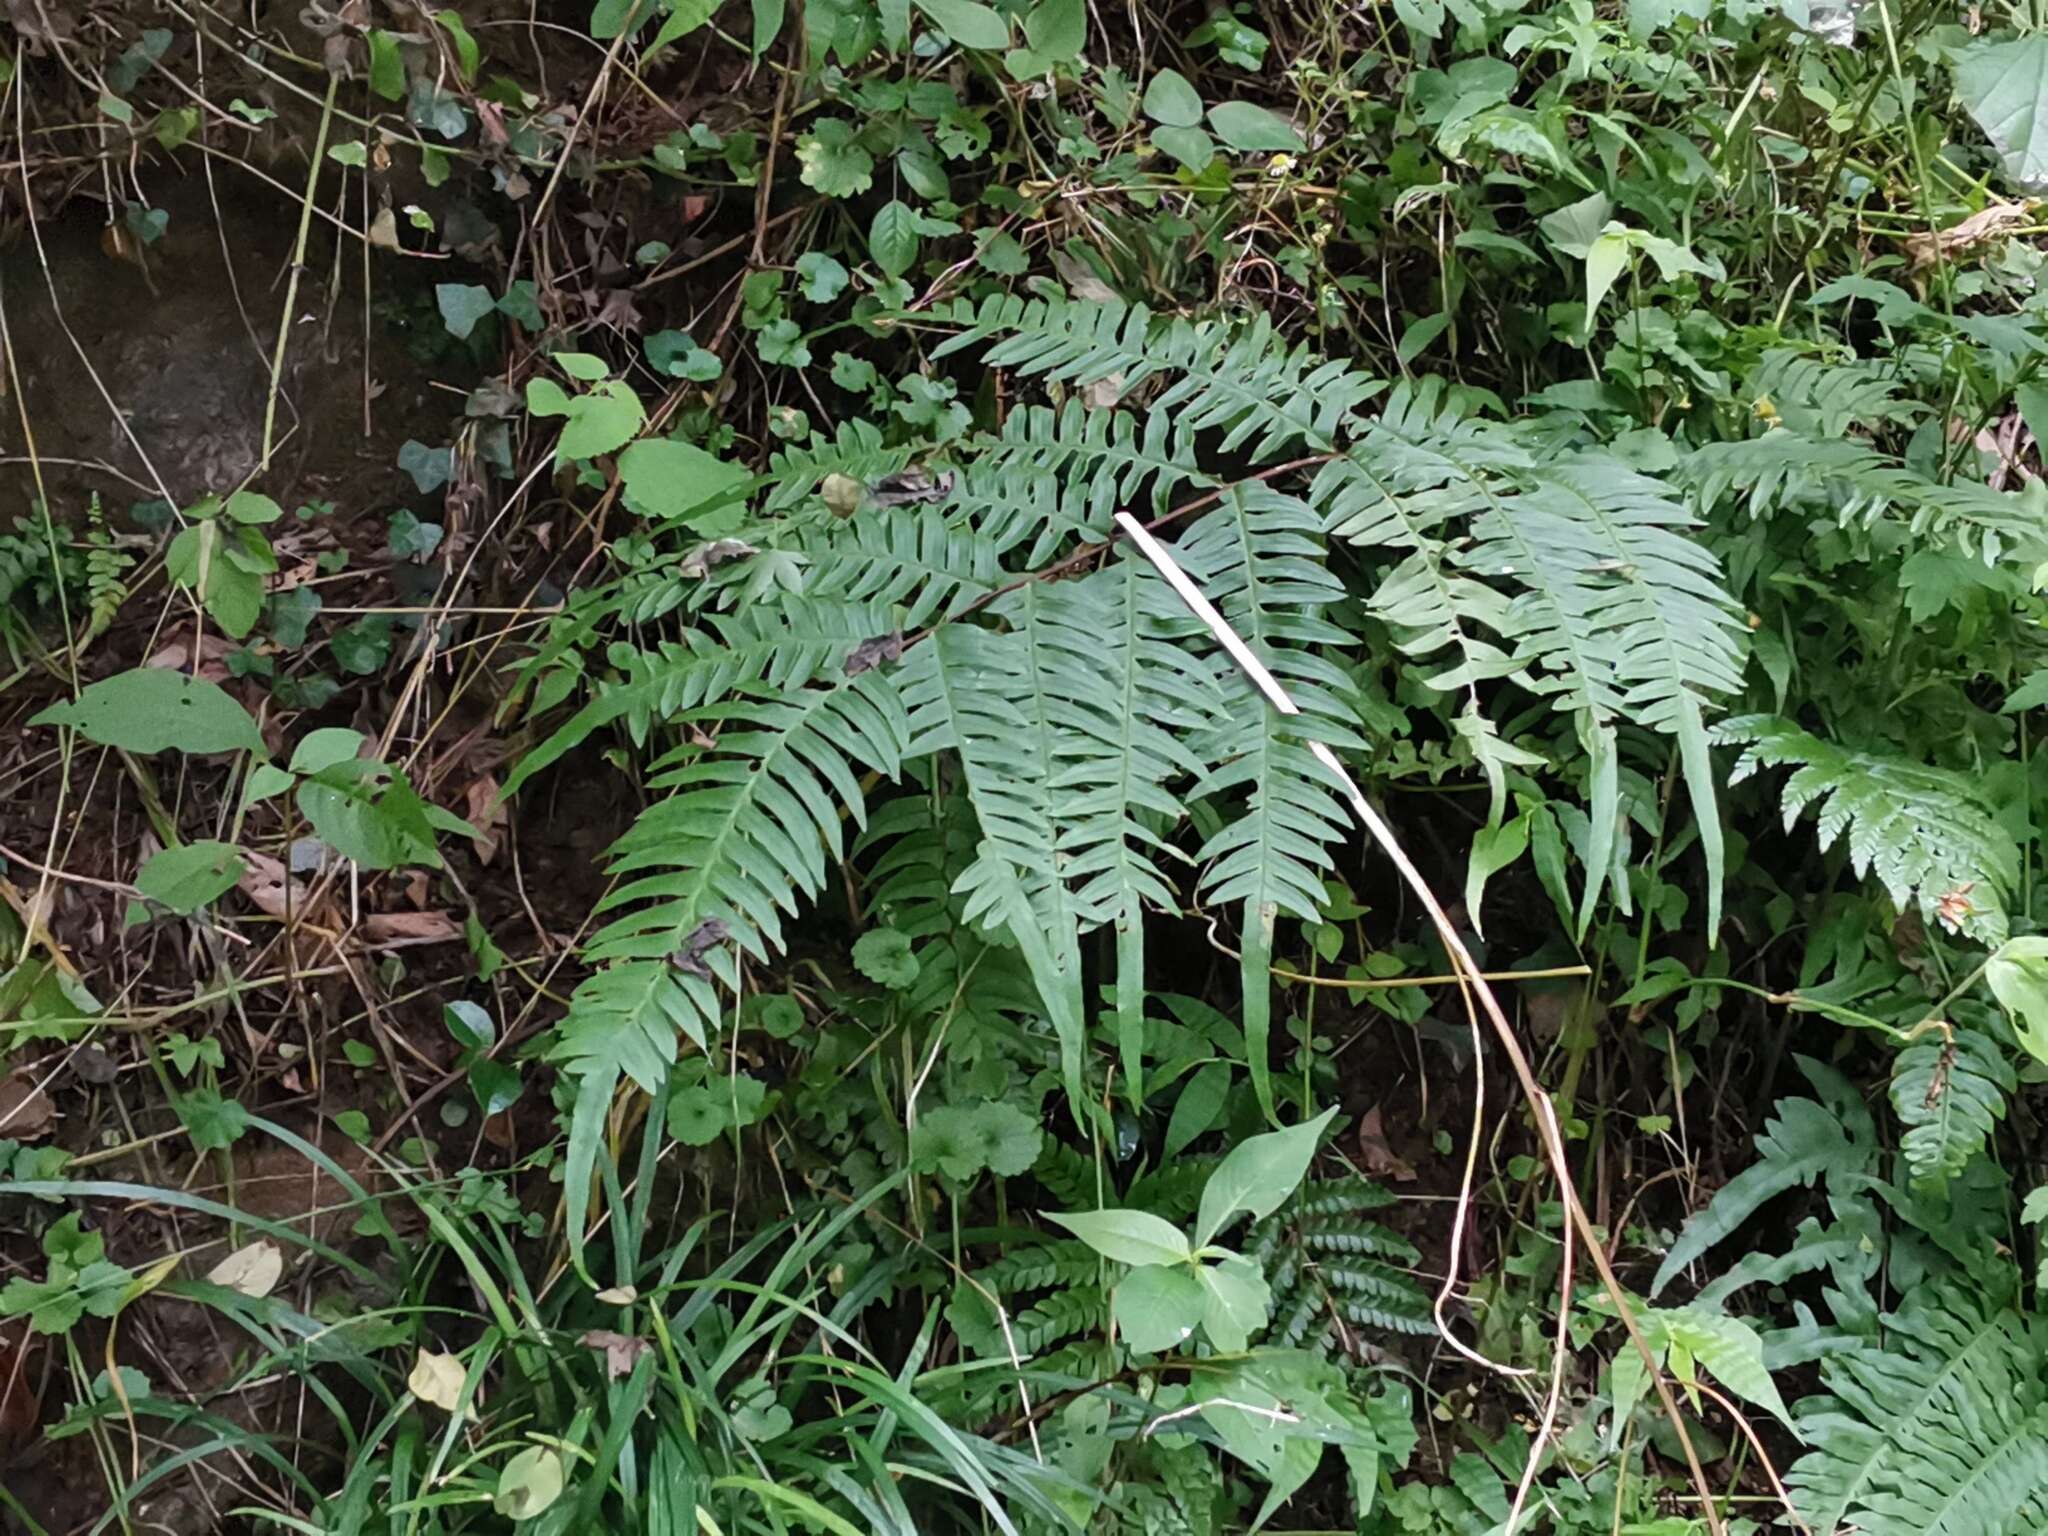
(900, 625), (1088, 1117)
(925, 294), (1380, 457)
(1179, 485), (1360, 1121)
(554, 670), (912, 1248)
(1716, 715), (2018, 944)
(503, 598), (888, 795)
(1001, 561), (1219, 1104)
(1891, 1022), (2014, 1184)
(1788, 1282), (2048, 1536)
(807, 504), (1002, 627)
(1653, 1069), (1874, 1295)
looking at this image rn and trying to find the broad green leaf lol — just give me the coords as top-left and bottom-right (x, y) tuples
(1151, 124), (1215, 172)
(1198, 1255), (1271, 1352)
(1584, 227), (1630, 318)
(1463, 812), (1530, 936)
(1022, 0), (1083, 59)
(1194, 1106), (1337, 1247)
(852, 928), (919, 988)
(31, 670), (264, 756)
(289, 727), (366, 776)
(1163, 1060), (1231, 1161)
(1114, 1264), (1205, 1353)
(870, 199), (921, 278)
(135, 842), (245, 915)
(1988, 937), (2048, 1064)
(796, 119), (875, 197)
(1538, 190), (1613, 258)
(444, 1001), (495, 1051)
(225, 490), (284, 525)
(1142, 68), (1203, 127)
(590, 0), (656, 38)
(433, 10), (480, 78)
(1955, 36), (2048, 191)
(435, 282), (496, 340)
(1207, 100), (1302, 152)
(618, 438), (749, 525)
(555, 381), (646, 463)
(648, 0), (719, 53)
(1045, 1207), (1191, 1266)
(913, 0), (1008, 47)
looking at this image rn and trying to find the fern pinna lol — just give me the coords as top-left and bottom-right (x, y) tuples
(507, 296), (1756, 1245)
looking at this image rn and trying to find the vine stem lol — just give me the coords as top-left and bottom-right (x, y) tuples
(259, 73), (338, 475)
(1114, 511), (1737, 1536)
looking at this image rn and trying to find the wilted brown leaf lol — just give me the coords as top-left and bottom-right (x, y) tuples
(579, 1329), (652, 1379)
(1356, 1105), (1416, 1183)
(0, 1075), (55, 1139)
(361, 910), (462, 945)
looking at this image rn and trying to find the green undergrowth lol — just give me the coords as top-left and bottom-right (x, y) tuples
(9, 0), (2048, 1530)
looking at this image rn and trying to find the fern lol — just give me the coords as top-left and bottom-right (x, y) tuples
(553, 670), (913, 1239)
(1787, 1282), (2048, 1536)
(1324, 385), (1745, 929)
(1716, 715), (2019, 944)
(1652, 1060), (1876, 1295)
(1891, 1020), (2014, 1183)
(1686, 430), (2048, 558)
(1247, 1178), (1432, 1354)
(503, 599), (889, 793)
(1745, 347), (1926, 438)
(924, 294), (1381, 457)
(900, 624), (1088, 1114)
(762, 417), (916, 514)
(806, 504), (1002, 627)
(1179, 484), (1360, 1119)
(1001, 564), (1218, 1103)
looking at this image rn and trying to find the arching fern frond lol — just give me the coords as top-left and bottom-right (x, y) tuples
(806, 504), (1002, 627)
(763, 417), (916, 514)
(1716, 715), (2018, 944)
(900, 625), (1088, 1115)
(554, 669), (913, 1244)
(1891, 1019), (2014, 1184)
(923, 294), (1380, 457)
(1686, 430), (2048, 559)
(503, 598), (890, 794)
(998, 561), (1221, 1103)
(1787, 1282), (2048, 1536)
(1178, 485), (1360, 1120)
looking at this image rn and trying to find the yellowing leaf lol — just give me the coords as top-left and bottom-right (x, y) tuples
(205, 1240), (283, 1298)
(408, 1349), (477, 1417)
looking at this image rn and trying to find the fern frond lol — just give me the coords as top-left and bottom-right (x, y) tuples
(1716, 715), (2017, 944)
(1325, 388), (1744, 927)
(1787, 1282), (2048, 1536)
(1250, 1177), (1432, 1355)
(924, 294), (1380, 457)
(806, 504), (1002, 627)
(1746, 347), (1926, 438)
(1177, 484), (1360, 1119)
(900, 625), (1088, 1115)
(763, 417), (917, 514)
(502, 598), (889, 795)
(1002, 560), (1220, 1102)
(1470, 454), (1746, 929)
(1891, 1022), (2014, 1184)
(553, 670), (912, 1240)
(978, 400), (1210, 523)
(1686, 430), (2048, 559)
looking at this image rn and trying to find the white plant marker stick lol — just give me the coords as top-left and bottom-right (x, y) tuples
(1111, 510), (1733, 1536)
